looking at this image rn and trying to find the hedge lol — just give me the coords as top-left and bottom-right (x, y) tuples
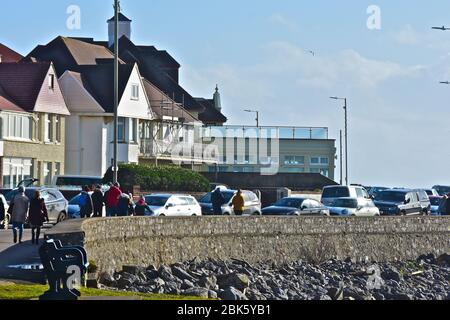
(103, 164), (210, 192)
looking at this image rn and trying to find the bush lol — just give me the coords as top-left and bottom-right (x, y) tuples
(103, 164), (210, 192)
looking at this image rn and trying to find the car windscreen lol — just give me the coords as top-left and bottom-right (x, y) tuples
(145, 196), (170, 206)
(434, 186), (450, 196)
(273, 198), (304, 208)
(322, 187), (350, 198)
(375, 191), (406, 203)
(332, 198), (358, 208)
(430, 197), (442, 206)
(199, 192), (235, 204)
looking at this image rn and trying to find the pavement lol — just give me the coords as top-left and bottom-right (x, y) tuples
(0, 226), (52, 284)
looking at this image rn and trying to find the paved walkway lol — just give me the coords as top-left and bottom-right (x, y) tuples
(0, 228), (50, 284)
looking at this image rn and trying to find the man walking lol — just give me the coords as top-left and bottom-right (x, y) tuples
(79, 186), (94, 219)
(10, 186), (30, 244)
(211, 187), (225, 215)
(231, 189), (245, 216)
(91, 185), (104, 218)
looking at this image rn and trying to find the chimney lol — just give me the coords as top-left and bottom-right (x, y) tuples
(107, 11), (132, 47)
(213, 85), (222, 111)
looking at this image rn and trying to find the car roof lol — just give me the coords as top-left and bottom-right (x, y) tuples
(54, 175), (102, 179)
(381, 189), (411, 193)
(145, 194), (193, 198)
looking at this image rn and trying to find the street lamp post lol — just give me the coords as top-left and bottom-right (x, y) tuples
(113, 0), (119, 184)
(330, 97), (348, 186)
(244, 109), (259, 127)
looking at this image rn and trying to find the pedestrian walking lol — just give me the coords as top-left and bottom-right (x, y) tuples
(10, 186), (29, 244)
(211, 187), (225, 215)
(28, 190), (49, 245)
(0, 197), (5, 229)
(231, 189), (245, 216)
(105, 182), (122, 217)
(134, 196), (152, 216)
(91, 185), (104, 218)
(79, 186), (94, 219)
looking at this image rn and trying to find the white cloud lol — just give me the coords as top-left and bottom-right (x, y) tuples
(393, 24), (421, 46)
(268, 13), (300, 33)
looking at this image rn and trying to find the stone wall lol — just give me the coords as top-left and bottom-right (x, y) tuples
(46, 216), (450, 274)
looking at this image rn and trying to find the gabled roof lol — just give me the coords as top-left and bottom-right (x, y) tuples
(195, 98), (228, 125)
(71, 64), (134, 113)
(107, 12), (132, 22)
(0, 43), (23, 63)
(0, 62), (52, 111)
(0, 83), (26, 112)
(142, 78), (199, 123)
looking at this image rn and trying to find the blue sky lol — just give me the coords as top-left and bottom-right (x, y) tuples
(1, 0), (450, 187)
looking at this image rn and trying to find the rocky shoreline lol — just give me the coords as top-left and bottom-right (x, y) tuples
(98, 254), (450, 300)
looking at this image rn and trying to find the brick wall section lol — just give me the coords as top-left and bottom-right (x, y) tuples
(46, 216), (450, 274)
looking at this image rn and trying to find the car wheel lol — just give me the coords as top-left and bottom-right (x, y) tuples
(251, 212), (261, 216)
(400, 211), (407, 216)
(57, 212), (67, 224)
(159, 214), (166, 217)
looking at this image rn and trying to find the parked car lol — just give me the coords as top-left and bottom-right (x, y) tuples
(366, 186), (389, 199)
(262, 197), (329, 216)
(199, 190), (262, 215)
(0, 194), (10, 229)
(432, 185), (450, 196)
(413, 189), (431, 215)
(429, 196), (443, 216)
(321, 185), (372, 207)
(5, 187), (69, 224)
(144, 194), (202, 217)
(424, 189), (440, 197)
(327, 197), (380, 217)
(209, 183), (229, 192)
(68, 192), (109, 219)
(374, 189), (422, 216)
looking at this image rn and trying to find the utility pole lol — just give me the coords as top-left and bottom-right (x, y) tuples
(113, 0), (119, 184)
(340, 130), (343, 186)
(330, 97), (349, 186)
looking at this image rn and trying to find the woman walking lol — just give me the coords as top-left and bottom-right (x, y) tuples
(28, 190), (49, 245)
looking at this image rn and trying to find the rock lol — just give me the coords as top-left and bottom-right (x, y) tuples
(158, 265), (176, 282)
(183, 287), (210, 298)
(217, 273), (250, 291)
(98, 272), (115, 287)
(382, 267), (402, 282)
(181, 279), (195, 290)
(172, 266), (197, 282)
(436, 254), (450, 266)
(390, 293), (413, 301)
(165, 282), (181, 295)
(219, 287), (248, 301)
(273, 287), (289, 300)
(208, 290), (218, 299)
(327, 282), (344, 300)
(122, 265), (145, 275)
(198, 275), (217, 290)
(145, 270), (159, 280)
(117, 277), (133, 289)
(148, 277), (165, 287)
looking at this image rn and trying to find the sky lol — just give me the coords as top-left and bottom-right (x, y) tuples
(1, 0), (450, 187)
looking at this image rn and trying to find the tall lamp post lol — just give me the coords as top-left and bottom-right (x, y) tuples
(244, 109), (260, 127)
(330, 97), (348, 186)
(113, 0), (120, 184)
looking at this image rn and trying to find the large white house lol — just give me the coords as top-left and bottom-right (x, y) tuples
(60, 63), (153, 176)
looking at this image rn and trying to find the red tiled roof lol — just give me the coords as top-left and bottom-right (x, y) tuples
(0, 43), (23, 63)
(0, 84), (26, 112)
(0, 62), (51, 111)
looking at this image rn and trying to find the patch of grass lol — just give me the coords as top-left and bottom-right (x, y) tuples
(0, 284), (205, 301)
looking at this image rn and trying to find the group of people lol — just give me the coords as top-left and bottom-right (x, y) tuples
(1, 187), (49, 245)
(78, 182), (152, 218)
(211, 188), (245, 215)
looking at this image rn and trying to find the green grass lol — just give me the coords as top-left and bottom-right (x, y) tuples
(0, 284), (205, 300)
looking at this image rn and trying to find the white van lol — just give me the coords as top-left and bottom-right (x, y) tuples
(321, 185), (371, 207)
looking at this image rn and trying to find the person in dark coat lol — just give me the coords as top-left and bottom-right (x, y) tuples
(134, 196), (152, 216)
(0, 197), (5, 229)
(79, 186), (94, 219)
(211, 187), (225, 215)
(91, 185), (104, 218)
(28, 190), (49, 245)
(117, 193), (132, 217)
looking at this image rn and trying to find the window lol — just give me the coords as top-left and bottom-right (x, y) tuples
(311, 156), (329, 165)
(131, 84), (139, 100)
(43, 162), (52, 186)
(118, 117), (126, 142)
(284, 156), (305, 165)
(2, 114), (32, 140)
(45, 114), (53, 142)
(48, 74), (55, 90)
(130, 118), (138, 143)
(2, 158), (33, 189)
(310, 168), (330, 177)
(54, 162), (61, 176)
(55, 116), (61, 142)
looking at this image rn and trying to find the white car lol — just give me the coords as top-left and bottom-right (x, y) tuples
(328, 197), (380, 217)
(1, 194), (10, 229)
(144, 194), (202, 217)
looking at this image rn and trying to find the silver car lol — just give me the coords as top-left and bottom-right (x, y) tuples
(5, 187), (69, 224)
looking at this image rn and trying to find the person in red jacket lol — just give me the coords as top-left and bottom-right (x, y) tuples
(106, 182), (122, 217)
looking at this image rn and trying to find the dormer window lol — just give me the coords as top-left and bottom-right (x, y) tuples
(131, 84), (139, 100)
(48, 74), (55, 91)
